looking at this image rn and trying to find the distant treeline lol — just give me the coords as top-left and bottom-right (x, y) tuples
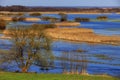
(0, 5), (120, 12)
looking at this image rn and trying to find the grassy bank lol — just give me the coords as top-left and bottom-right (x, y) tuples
(0, 72), (119, 80)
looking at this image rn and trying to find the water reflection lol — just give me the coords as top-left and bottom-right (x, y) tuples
(52, 41), (120, 76)
(0, 39), (120, 76)
(59, 51), (88, 75)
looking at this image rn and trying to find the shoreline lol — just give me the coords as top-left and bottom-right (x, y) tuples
(0, 11), (116, 14)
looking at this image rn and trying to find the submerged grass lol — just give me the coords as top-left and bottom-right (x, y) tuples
(0, 72), (119, 80)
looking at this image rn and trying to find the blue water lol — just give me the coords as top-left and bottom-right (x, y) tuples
(40, 13), (120, 20)
(79, 22), (120, 35)
(8, 21), (120, 35)
(51, 41), (120, 76)
(8, 13), (120, 35)
(67, 14), (120, 20)
(1, 14), (120, 77)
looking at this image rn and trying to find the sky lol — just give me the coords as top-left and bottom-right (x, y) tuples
(0, 0), (120, 7)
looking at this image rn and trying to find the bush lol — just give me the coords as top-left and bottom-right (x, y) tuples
(29, 13), (42, 16)
(60, 17), (67, 22)
(58, 13), (67, 22)
(12, 17), (18, 22)
(31, 24), (56, 30)
(41, 16), (51, 21)
(16, 13), (24, 16)
(41, 16), (58, 22)
(0, 19), (6, 30)
(97, 16), (108, 20)
(12, 16), (26, 22)
(75, 18), (90, 22)
(18, 17), (26, 21)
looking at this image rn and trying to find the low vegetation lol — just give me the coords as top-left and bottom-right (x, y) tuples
(0, 19), (6, 30)
(54, 22), (80, 27)
(0, 12), (24, 16)
(18, 17), (26, 21)
(12, 16), (26, 22)
(75, 17), (90, 22)
(32, 24), (56, 29)
(29, 13), (42, 16)
(12, 17), (18, 22)
(41, 16), (59, 22)
(94, 54), (113, 60)
(96, 16), (108, 21)
(46, 28), (120, 45)
(58, 13), (68, 22)
(0, 72), (119, 80)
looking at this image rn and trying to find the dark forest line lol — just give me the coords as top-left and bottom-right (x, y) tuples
(0, 5), (120, 12)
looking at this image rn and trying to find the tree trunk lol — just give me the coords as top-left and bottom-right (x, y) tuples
(21, 66), (28, 73)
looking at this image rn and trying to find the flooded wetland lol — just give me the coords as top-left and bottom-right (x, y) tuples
(0, 13), (120, 78)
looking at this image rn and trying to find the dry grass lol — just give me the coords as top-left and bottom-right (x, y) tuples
(46, 28), (120, 45)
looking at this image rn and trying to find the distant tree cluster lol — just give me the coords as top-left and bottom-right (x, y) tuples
(0, 5), (119, 13)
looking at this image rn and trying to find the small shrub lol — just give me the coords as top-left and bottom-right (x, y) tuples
(41, 16), (58, 22)
(12, 17), (18, 22)
(18, 17), (26, 21)
(41, 16), (51, 21)
(0, 19), (6, 30)
(29, 13), (42, 16)
(16, 13), (24, 16)
(31, 24), (56, 30)
(75, 17), (90, 22)
(60, 17), (67, 22)
(12, 16), (26, 22)
(96, 16), (108, 20)
(58, 13), (67, 22)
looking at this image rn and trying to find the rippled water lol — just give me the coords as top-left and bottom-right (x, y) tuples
(52, 41), (120, 76)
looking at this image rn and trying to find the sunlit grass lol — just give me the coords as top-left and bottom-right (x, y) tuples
(0, 72), (119, 80)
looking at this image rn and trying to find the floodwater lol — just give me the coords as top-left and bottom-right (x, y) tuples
(0, 14), (120, 77)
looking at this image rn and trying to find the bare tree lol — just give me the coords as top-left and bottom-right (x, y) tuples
(4, 24), (54, 73)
